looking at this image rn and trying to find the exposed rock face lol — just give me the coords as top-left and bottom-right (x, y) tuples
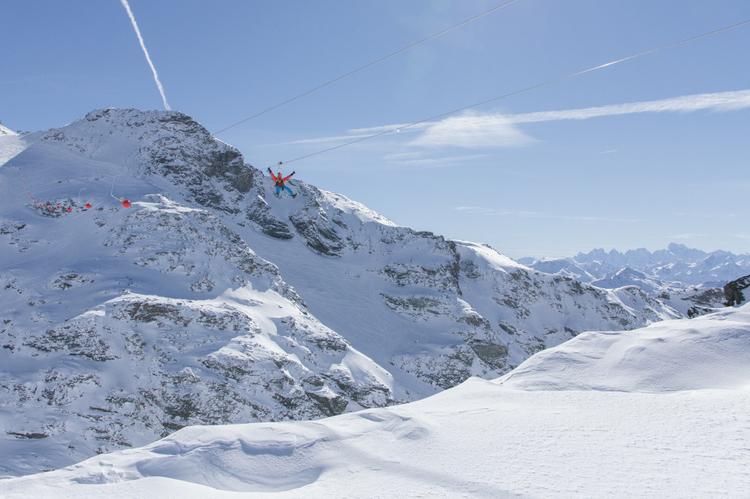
(683, 288), (725, 317)
(724, 275), (750, 306)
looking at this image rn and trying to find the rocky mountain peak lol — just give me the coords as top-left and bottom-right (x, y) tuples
(0, 108), (688, 476)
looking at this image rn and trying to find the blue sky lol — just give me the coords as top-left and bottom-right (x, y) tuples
(2, 0), (749, 257)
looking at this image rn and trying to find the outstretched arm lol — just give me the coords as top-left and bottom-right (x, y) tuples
(283, 171), (296, 182)
(267, 167), (278, 181)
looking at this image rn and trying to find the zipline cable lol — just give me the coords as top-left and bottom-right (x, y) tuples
(215, 0), (521, 134)
(282, 17), (750, 165)
(110, 176), (120, 201)
(110, 176), (132, 208)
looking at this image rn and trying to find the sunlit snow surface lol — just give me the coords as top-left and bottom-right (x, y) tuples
(3, 305), (749, 498)
(0, 132), (25, 166)
(0, 109), (740, 491)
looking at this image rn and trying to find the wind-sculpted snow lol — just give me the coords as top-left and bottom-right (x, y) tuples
(5, 302), (750, 497)
(0, 108), (689, 475)
(499, 303), (750, 392)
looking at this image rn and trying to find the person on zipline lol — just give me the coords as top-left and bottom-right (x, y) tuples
(267, 162), (297, 198)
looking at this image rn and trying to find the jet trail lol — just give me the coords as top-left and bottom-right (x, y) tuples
(119, 0), (171, 110)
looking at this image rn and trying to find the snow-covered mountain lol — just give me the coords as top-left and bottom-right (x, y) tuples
(516, 256), (596, 283)
(523, 244), (749, 316)
(4, 304), (749, 498)
(584, 266), (724, 317)
(1, 109), (682, 475)
(591, 267), (662, 293)
(527, 244), (750, 288)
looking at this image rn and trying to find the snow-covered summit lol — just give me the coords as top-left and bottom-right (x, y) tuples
(0, 109), (396, 475)
(519, 256), (596, 282)
(318, 189), (397, 227)
(1, 108), (685, 475)
(591, 266), (662, 293)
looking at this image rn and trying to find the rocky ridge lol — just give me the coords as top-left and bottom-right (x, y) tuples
(0, 109), (687, 475)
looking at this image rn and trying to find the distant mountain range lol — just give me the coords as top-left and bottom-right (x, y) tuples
(520, 243), (750, 289)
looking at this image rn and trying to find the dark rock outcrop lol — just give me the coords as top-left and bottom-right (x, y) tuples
(724, 275), (750, 306)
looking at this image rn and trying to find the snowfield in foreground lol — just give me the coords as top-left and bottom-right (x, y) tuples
(3, 305), (749, 498)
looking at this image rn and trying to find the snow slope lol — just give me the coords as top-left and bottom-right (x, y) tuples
(3, 305), (749, 498)
(519, 256), (596, 283)
(500, 304), (750, 392)
(0, 117), (393, 475)
(0, 108), (682, 475)
(0, 123), (15, 136)
(0, 124), (26, 166)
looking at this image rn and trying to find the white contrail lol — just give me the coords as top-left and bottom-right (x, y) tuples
(284, 88), (750, 146)
(119, 0), (171, 110)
